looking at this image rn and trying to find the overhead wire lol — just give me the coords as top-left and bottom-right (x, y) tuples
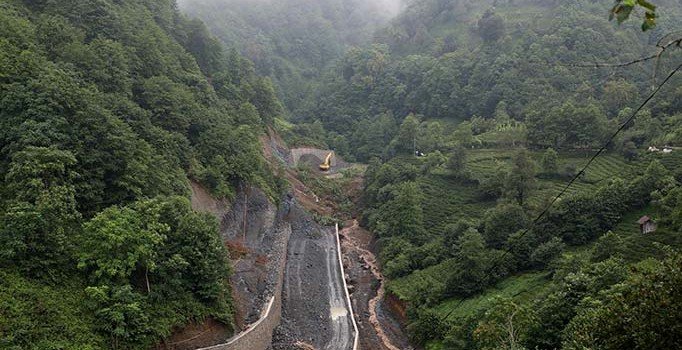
(441, 61), (682, 321)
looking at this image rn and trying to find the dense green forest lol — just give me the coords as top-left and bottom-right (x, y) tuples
(343, 1), (682, 349)
(178, 0), (402, 115)
(0, 0), (285, 348)
(298, 0), (681, 162)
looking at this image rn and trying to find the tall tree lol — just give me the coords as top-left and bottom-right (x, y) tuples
(483, 203), (529, 249)
(564, 252), (682, 349)
(474, 297), (536, 350)
(78, 201), (168, 289)
(391, 113), (420, 154)
(478, 8), (505, 42)
(448, 144), (468, 177)
(1, 147), (80, 274)
(373, 181), (425, 239)
(540, 148), (559, 175)
(447, 229), (488, 296)
(504, 149), (536, 206)
(591, 231), (624, 262)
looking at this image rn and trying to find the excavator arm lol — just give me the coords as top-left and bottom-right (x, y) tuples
(319, 152), (333, 171)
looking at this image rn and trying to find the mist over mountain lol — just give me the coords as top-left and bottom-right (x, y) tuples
(3, 0), (682, 349)
(178, 0), (404, 113)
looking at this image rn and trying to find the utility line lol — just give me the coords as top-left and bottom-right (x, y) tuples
(564, 32), (681, 68)
(441, 61), (682, 321)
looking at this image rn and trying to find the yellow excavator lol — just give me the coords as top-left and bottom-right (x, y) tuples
(319, 152), (333, 171)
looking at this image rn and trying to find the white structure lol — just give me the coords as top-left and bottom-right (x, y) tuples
(638, 216), (657, 234)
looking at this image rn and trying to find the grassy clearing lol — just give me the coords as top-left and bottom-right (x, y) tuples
(597, 203), (682, 263)
(465, 149), (641, 208)
(387, 154), (496, 234)
(430, 271), (551, 320)
(642, 151), (682, 173)
(418, 173), (495, 236)
(613, 206), (682, 262)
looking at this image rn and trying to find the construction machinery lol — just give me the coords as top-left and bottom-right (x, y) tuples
(319, 152), (333, 171)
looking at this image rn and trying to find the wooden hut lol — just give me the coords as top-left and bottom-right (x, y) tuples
(638, 215), (656, 234)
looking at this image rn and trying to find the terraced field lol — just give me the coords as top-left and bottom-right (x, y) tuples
(466, 149), (641, 206)
(431, 272), (551, 318)
(404, 149), (643, 237)
(424, 272), (552, 350)
(610, 205), (682, 263)
(418, 174), (495, 236)
(392, 148), (680, 350)
(375, 146), (682, 350)
(643, 150), (682, 173)
(469, 149), (639, 179)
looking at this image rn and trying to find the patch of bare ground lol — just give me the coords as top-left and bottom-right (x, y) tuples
(293, 341), (317, 350)
(190, 181), (231, 219)
(285, 146), (411, 350)
(341, 220), (412, 350)
(157, 319), (230, 350)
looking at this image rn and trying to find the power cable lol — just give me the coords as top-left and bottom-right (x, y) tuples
(441, 61), (682, 321)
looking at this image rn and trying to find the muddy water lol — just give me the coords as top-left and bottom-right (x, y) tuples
(341, 221), (412, 350)
(331, 306), (349, 318)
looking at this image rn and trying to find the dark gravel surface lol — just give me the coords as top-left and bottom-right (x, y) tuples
(271, 205), (354, 350)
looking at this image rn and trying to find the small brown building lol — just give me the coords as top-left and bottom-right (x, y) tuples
(638, 215), (657, 234)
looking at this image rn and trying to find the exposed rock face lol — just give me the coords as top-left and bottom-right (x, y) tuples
(178, 131), (376, 350)
(192, 182), (292, 329)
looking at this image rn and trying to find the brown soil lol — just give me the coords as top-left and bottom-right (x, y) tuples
(158, 318), (230, 350)
(341, 220), (411, 350)
(261, 129), (335, 218)
(384, 292), (409, 327)
(189, 180), (230, 219)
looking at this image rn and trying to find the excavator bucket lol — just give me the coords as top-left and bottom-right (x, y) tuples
(319, 152), (333, 171)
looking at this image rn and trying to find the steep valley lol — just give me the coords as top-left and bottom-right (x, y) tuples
(2, 0), (682, 349)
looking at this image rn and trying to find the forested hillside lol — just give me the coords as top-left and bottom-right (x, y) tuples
(299, 0), (681, 162)
(0, 0), (284, 348)
(315, 0), (682, 348)
(3, 0), (682, 349)
(178, 0), (402, 115)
